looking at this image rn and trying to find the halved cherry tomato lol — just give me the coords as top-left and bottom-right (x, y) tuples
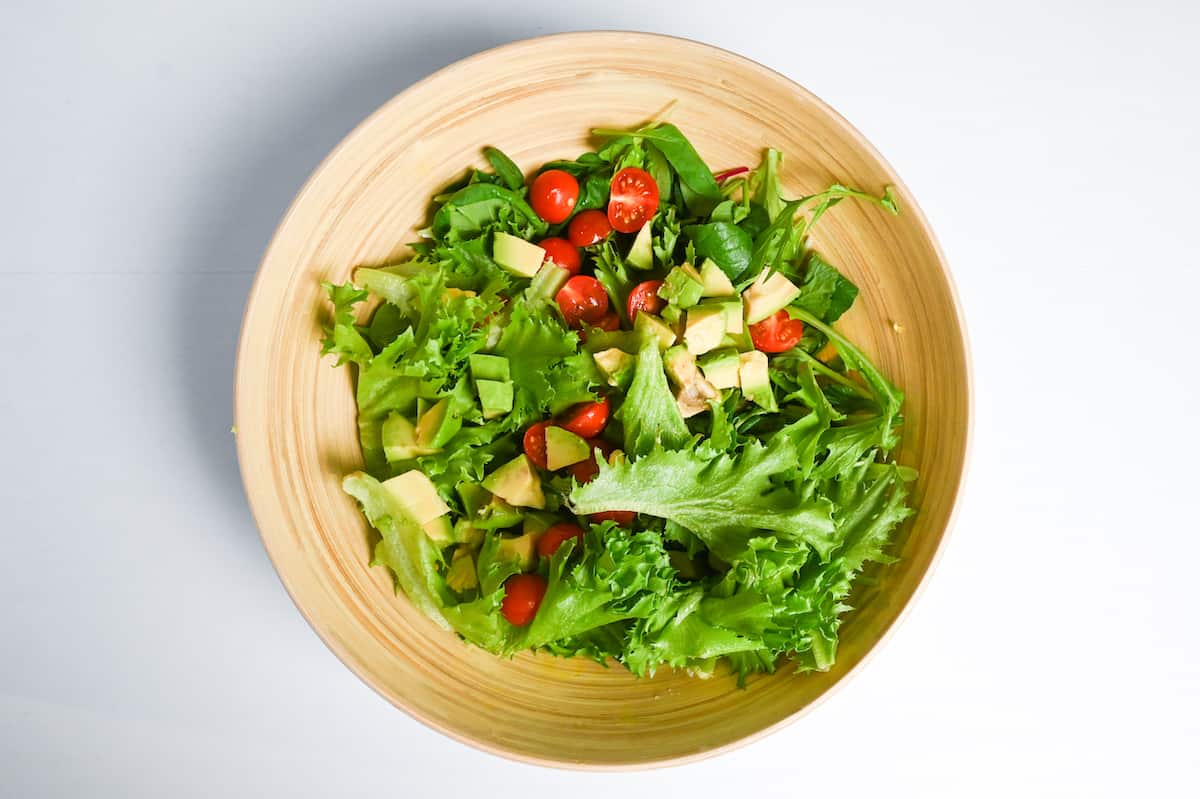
(749, 309), (805, 353)
(523, 421), (556, 470)
(556, 275), (609, 328)
(627, 279), (665, 321)
(607, 167), (660, 233)
(537, 522), (585, 559)
(567, 209), (613, 247)
(590, 510), (636, 527)
(567, 438), (614, 484)
(501, 573), (547, 626)
(529, 170), (579, 224)
(537, 237), (582, 275)
(559, 397), (610, 438)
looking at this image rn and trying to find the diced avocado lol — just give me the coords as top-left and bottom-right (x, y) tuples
(668, 550), (705, 580)
(498, 531), (540, 571)
(353, 268), (411, 306)
(415, 398), (462, 449)
(382, 470), (451, 525)
(545, 426), (590, 470)
(422, 514), (453, 544)
(493, 231), (545, 277)
(627, 220), (654, 270)
(476, 379), (514, 420)
(481, 454), (545, 509)
(451, 519), (485, 548)
(381, 414), (437, 462)
(665, 346), (719, 418)
(699, 298), (744, 335)
(698, 348), (741, 389)
(469, 353), (510, 382)
(660, 303), (683, 326)
(720, 330), (754, 352)
(583, 328), (637, 354)
(477, 496), (523, 529)
(634, 312), (677, 350)
(658, 266), (704, 308)
(738, 351), (777, 411)
(743, 270), (801, 324)
(684, 305), (727, 356)
(593, 347), (635, 389)
(522, 512), (556, 537)
(446, 546), (478, 592)
(699, 259), (736, 297)
(457, 482), (490, 517)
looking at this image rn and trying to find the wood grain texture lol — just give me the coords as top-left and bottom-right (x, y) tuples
(235, 32), (971, 769)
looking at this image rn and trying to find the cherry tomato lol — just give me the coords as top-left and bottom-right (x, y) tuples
(537, 237), (581, 275)
(559, 397), (610, 439)
(501, 573), (547, 626)
(556, 275), (609, 328)
(626, 280), (665, 321)
(590, 510), (636, 526)
(537, 522), (585, 559)
(523, 421), (555, 470)
(529, 170), (579, 224)
(567, 438), (614, 484)
(749, 309), (805, 353)
(607, 167), (660, 233)
(591, 311), (620, 332)
(567, 209), (613, 247)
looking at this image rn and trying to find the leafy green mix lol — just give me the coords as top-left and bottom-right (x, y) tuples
(322, 123), (912, 684)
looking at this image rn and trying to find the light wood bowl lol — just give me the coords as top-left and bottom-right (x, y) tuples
(235, 31), (970, 769)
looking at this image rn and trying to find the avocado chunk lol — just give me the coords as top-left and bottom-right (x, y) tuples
(684, 305), (727, 356)
(522, 512), (556, 537)
(525, 261), (570, 303)
(627, 220), (654, 270)
(634, 312), (677, 350)
(481, 454), (545, 509)
(457, 482), (490, 517)
(665, 346), (719, 418)
(720, 330), (754, 352)
(699, 259), (736, 297)
(415, 398), (463, 449)
(381, 414), (437, 462)
(446, 546), (479, 592)
(493, 231), (545, 277)
(545, 426), (591, 470)
(451, 519), (485, 548)
(660, 303), (683, 326)
(698, 348), (741, 389)
(743, 270), (801, 324)
(476, 379), (514, 420)
(382, 470), (451, 527)
(658, 265), (705, 309)
(477, 496), (524, 529)
(421, 514), (453, 544)
(738, 350), (777, 411)
(593, 347), (635, 389)
(498, 530), (541, 571)
(699, 298), (744, 335)
(469, 353), (511, 382)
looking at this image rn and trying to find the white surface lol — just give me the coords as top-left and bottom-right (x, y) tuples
(3, 1), (1198, 795)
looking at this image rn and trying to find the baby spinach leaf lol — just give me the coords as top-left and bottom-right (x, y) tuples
(483, 146), (525, 191)
(683, 222), (753, 279)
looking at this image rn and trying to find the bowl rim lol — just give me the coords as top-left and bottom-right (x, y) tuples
(234, 29), (974, 771)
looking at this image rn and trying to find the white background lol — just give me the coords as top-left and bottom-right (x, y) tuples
(3, 1), (1198, 796)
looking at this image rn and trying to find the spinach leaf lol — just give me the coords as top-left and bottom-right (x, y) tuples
(595, 124), (721, 215)
(483, 146), (525, 191)
(793, 253), (859, 323)
(683, 222), (752, 279)
(431, 183), (545, 242)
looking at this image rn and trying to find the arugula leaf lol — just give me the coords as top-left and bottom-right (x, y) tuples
(683, 222), (753, 280)
(614, 338), (691, 457)
(753, 148), (787, 222)
(483, 146), (524, 191)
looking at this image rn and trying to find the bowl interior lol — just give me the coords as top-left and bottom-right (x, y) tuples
(236, 32), (969, 768)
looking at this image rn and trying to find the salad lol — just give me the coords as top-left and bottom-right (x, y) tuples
(322, 122), (914, 683)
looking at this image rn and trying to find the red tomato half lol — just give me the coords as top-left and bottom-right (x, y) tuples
(537, 237), (581, 275)
(749, 309), (805, 353)
(567, 209), (613, 247)
(537, 522), (585, 559)
(593, 311), (620, 331)
(607, 167), (660, 233)
(559, 397), (610, 439)
(567, 438), (614, 484)
(556, 275), (609, 328)
(529, 170), (579, 224)
(501, 573), (547, 626)
(523, 421), (555, 470)
(590, 510), (636, 527)
(627, 280), (665, 321)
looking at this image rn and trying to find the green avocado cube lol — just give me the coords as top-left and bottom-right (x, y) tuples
(476, 379), (513, 419)
(469, 353), (511, 382)
(658, 266), (705, 308)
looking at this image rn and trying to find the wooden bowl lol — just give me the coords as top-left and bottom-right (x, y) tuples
(235, 31), (970, 769)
